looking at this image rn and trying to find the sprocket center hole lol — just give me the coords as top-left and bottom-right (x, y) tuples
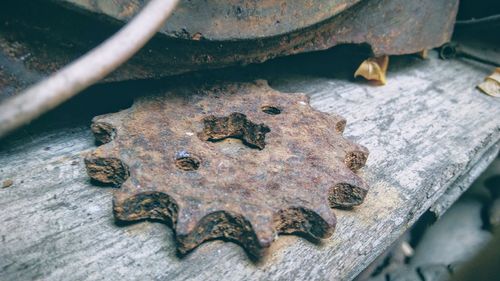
(199, 112), (270, 150)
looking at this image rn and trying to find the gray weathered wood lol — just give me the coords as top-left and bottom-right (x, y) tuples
(1, 52), (499, 281)
(430, 142), (499, 218)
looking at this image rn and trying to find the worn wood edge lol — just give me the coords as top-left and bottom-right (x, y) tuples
(345, 142), (500, 281)
(430, 141), (500, 218)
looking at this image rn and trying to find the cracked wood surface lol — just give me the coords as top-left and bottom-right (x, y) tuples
(1, 52), (499, 280)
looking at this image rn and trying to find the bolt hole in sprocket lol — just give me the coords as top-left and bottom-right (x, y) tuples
(174, 151), (201, 171)
(84, 80), (369, 258)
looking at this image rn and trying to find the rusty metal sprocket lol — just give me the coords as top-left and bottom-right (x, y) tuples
(84, 80), (369, 257)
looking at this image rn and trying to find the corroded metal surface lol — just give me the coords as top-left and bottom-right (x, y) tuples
(84, 80), (369, 257)
(61, 0), (458, 58)
(61, 0), (362, 40)
(0, 0), (459, 82)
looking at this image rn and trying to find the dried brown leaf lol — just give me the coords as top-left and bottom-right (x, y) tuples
(417, 49), (429, 59)
(354, 55), (389, 85)
(478, 68), (500, 97)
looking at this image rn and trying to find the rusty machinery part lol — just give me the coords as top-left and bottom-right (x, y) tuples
(63, 0), (363, 41)
(439, 43), (500, 67)
(84, 80), (369, 257)
(0, 0), (180, 138)
(59, 0), (458, 73)
(0, 0), (459, 83)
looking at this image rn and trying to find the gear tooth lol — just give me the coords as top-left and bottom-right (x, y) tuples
(334, 117), (347, 134)
(321, 112), (347, 134)
(246, 214), (276, 249)
(328, 172), (369, 208)
(176, 210), (269, 257)
(253, 79), (270, 88)
(112, 186), (135, 220)
(299, 93), (311, 104)
(84, 150), (129, 187)
(344, 143), (369, 172)
(307, 204), (337, 238)
(273, 206), (336, 240)
(87, 143), (117, 158)
(113, 190), (178, 224)
(90, 121), (117, 145)
(92, 110), (127, 125)
(91, 110), (129, 145)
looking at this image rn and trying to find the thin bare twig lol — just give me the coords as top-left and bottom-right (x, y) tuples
(455, 14), (500, 26)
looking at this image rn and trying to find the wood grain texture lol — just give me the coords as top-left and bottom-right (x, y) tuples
(1, 52), (499, 281)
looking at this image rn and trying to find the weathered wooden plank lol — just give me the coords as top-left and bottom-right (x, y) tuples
(430, 141), (499, 218)
(1, 52), (499, 281)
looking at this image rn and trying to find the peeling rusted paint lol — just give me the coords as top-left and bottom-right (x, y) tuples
(85, 80), (369, 257)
